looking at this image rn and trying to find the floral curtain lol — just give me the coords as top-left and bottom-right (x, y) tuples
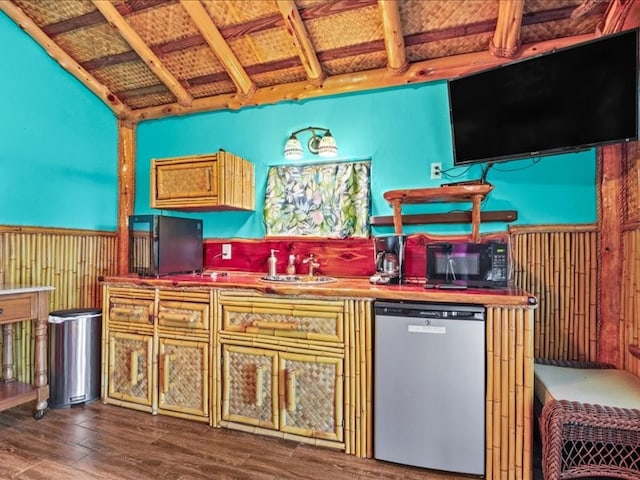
(264, 161), (371, 238)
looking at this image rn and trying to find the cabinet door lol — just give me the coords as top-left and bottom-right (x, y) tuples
(158, 338), (209, 418)
(279, 352), (344, 442)
(107, 331), (153, 407)
(222, 345), (278, 430)
(152, 158), (218, 208)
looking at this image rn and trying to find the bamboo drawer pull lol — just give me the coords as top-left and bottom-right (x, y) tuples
(286, 368), (298, 413)
(159, 354), (173, 394)
(160, 312), (199, 322)
(255, 365), (267, 407)
(130, 349), (145, 386)
(252, 320), (297, 330)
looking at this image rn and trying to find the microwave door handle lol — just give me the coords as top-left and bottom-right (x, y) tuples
(446, 255), (456, 281)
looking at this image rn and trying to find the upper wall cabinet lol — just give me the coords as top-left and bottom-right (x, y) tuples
(151, 150), (255, 211)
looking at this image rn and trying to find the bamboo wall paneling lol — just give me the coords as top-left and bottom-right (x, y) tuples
(509, 225), (597, 362)
(0, 226), (117, 383)
(621, 230), (640, 376)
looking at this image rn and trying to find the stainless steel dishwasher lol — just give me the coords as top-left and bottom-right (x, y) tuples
(374, 301), (485, 475)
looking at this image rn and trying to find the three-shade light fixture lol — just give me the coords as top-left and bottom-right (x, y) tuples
(284, 126), (338, 160)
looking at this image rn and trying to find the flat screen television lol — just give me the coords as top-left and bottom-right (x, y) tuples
(448, 28), (639, 167)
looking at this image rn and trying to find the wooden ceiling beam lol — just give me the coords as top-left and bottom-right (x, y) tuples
(490, 0), (524, 58)
(179, 0), (255, 98)
(131, 33), (594, 122)
(378, 0), (407, 74)
(276, 0), (325, 84)
(92, 0), (192, 107)
(0, 0), (131, 119)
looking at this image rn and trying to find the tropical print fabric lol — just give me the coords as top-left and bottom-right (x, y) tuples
(264, 161), (371, 238)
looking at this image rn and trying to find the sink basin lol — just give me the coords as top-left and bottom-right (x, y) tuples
(259, 274), (337, 285)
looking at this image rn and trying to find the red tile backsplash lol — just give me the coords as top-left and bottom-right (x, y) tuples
(204, 232), (508, 280)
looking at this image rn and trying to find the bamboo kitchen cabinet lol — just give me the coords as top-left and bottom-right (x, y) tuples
(150, 150), (255, 211)
(217, 291), (361, 451)
(102, 286), (212, 423)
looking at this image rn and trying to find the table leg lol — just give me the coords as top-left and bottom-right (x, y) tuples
(33, 291), (49, 413)
(2, 324), (14, 382)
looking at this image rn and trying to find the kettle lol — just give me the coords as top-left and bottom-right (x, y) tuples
(376, 251), (399, 275)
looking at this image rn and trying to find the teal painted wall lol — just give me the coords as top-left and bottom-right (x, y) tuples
(137, 83), (596, 238)
(1, 9), (596, 238)
(0, 12), (117, 231)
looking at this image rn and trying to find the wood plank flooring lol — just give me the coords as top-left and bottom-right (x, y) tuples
(0, 401), (539, 479)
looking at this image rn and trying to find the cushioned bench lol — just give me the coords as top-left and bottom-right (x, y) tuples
(534, 359), (640, 480)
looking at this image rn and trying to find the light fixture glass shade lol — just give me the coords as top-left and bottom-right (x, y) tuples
(318, 131), (338, 157)
(284, 135), (303, 160)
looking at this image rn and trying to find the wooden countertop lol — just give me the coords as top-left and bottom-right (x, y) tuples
(0, 285), (55, 295)
(102, 272), (536, 307)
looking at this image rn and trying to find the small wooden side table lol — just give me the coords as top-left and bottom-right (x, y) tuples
(0, 286), (54, 419)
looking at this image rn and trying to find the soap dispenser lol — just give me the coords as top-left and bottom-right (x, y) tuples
(268, 249), (279, 277)
(286, 254), (296, 275)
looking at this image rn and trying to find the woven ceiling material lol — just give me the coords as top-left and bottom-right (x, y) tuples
(13, 0), (94, 26)
(0, 0), (620, 121)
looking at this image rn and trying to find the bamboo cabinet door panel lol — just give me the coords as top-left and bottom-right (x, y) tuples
(158, 338), (209, 418)
(108, 331), (154, 407)
(279, 352), (344, 442)
(154, 160), (218, 205)
(222, 345), (278, 430)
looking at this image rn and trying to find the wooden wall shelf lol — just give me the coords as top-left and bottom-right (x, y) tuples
(370, 210), (517, 227)
(383, 184), (494, 241)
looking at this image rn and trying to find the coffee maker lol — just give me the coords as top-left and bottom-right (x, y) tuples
(370, 235), (407, 285)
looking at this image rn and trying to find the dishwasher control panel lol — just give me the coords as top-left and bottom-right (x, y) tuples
(375, 301), (485, 321)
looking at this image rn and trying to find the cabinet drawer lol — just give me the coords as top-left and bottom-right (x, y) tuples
(158, 300), (209, 331)
(0, 294), (35, 323)
(108, 296), (154, 326)
(220, 295), (344, 343)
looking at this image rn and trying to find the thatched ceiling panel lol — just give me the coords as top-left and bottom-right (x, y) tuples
(1, 0), (623, 120)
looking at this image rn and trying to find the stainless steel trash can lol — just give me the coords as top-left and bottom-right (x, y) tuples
(48, 308), (102, 408)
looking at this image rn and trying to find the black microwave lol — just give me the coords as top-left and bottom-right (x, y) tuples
(129, 215), (203, 277)
(425, 241), (509, 288)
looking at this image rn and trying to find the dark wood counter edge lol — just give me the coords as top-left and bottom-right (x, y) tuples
(101, 274), (537, 307)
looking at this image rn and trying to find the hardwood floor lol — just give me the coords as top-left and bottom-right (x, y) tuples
(0, 401), (484, 480)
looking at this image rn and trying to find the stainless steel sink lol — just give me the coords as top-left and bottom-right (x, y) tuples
(259, 274), (337, 284)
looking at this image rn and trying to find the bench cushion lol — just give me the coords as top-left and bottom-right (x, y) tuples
(534, 364), (640, 410)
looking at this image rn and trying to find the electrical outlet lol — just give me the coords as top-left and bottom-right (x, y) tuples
(430, 162), (442, 180)
(222, 244), (232, 260)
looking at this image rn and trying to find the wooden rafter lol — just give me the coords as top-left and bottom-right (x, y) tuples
(276, 0), (325, 84)
(0, 0), (131, 119)
(91, 0), (193, 107)
(131, 33), (594, 121)
(180, 0), (256, 98)
(491, 0), (524, 58)
(378, 0), (407, 73)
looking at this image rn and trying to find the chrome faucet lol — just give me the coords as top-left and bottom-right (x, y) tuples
(302, 253), (320, 277)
